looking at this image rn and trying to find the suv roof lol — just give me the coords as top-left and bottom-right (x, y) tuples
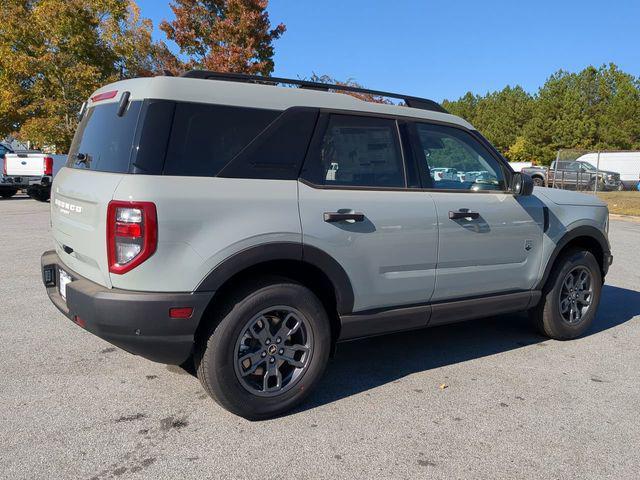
(87, 72), (475, 130)
(181, 70), (448, 113)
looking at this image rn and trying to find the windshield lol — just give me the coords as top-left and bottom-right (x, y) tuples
(67, 101), (142, 173)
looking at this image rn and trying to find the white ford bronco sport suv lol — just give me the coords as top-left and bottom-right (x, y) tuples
(41, 71), (612, 419)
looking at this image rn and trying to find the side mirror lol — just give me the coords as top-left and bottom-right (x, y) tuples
(511, 172), (534, 196)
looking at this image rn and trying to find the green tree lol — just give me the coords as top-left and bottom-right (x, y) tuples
(0, 0), (174, 151)
(442, 92), (478, 125)
(443, 87), (534, 161)
(522, 64), (640, 165)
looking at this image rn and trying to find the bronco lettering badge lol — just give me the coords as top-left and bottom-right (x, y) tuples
(54, 197), (83, 214)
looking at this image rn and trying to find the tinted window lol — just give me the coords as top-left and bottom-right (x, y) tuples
(308, 114), (405, 188)
(563, 162), (580, 171)
(67, 101), (142, 173)
(131, 100), (176, 175)
(163, 103), (279, 176)
(219, 107), (318, 180)
(414, 123), (506, 191)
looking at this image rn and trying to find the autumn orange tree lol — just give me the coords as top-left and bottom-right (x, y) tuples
(0, 0), (176, 151)
(160, 0), (285, 75)
(308, 74), (392, 104)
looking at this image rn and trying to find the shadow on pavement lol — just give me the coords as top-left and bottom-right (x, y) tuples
(300, 284), (640, 412)
(0, 195), (31, 201)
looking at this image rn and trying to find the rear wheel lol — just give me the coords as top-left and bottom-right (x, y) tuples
(530, 249), (602, 339)
(27, 187), (50, 202)
(195, 278), (331, 420)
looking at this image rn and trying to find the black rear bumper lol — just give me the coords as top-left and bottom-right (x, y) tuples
(41, 250), (214, 365)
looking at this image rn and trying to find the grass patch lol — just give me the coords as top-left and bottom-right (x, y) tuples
(597, 191), (640, 216)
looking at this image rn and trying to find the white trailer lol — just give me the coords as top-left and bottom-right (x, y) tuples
(578, 152), (640, 190)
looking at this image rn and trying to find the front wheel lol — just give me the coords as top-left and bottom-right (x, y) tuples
(532, 176), (545, 187)
(530, 249), (602, 340)
(195, 278), (331, 420)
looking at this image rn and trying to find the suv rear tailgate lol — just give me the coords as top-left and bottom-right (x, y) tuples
(51, 167), (124, 287)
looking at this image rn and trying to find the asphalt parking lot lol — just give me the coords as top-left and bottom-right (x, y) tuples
(1, 195), (639, 480)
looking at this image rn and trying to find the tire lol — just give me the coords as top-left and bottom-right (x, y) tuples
(532, 176), (545, 187)
(1, 189), (18, 199)
(195, 277), (331, 420)
(27, 187), (50, 202)
(530, 249), (602, 340)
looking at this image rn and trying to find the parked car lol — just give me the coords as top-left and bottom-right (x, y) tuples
(522, 160), (623, 191)
(41, 71), (612, 419)
(3, 151), (66, 201)
(1, 143), (19, 198)
(577, 152), (640, 190)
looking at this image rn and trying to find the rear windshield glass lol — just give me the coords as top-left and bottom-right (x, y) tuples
(67, 101), (142, 173)
(162, 103), (279, 176)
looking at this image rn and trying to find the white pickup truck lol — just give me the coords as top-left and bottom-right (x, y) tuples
(3, 152), (67, 201)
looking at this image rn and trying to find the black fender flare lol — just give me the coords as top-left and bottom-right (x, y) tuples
(536, 225), (610, 290)
(195, 242), (355, 314)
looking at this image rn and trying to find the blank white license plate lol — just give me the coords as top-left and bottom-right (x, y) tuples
(59, 268), (72, 300)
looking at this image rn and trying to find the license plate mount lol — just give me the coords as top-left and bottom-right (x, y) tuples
(59, 268), (72, 300)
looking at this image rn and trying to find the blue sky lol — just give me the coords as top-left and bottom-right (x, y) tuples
(137, 0), (640, 102)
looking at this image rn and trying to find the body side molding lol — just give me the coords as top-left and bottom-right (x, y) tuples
(536, 225), (611, 290)
(338, 290), (539, 342)
(195, 242), (355, 314)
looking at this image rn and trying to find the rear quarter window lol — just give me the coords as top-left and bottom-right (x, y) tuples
(162, 103), (279, 176)
(67, 101), (142, 173)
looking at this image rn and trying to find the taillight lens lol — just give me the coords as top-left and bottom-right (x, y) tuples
(43, 156), (53, 176)
(2, 158), (6, 176)
(107, 201), (157, 274)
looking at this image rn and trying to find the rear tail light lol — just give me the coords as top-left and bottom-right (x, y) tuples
(43, 156), (53, 176)
(2, 158), (6, 176)
(107, 201), (157, 274)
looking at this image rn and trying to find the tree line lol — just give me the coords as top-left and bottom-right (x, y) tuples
(442, 64), (640, 165)
(2, 1), (639, 162)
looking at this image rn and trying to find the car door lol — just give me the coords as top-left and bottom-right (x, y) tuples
(410, 122), (545, 302)
(298, 113), (438, 314)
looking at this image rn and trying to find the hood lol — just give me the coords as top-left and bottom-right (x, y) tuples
(534, 187), (607, 207)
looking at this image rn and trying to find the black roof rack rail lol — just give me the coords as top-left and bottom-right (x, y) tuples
(180, 70), (448, 114)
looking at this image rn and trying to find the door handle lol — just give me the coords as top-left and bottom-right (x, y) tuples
(448, 209), (480, 220)
(323, 211), (365, 223)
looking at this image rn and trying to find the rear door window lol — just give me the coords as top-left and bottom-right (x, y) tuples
(67, 101), (142, 173)
(302, 114), (405, 188)
(162, 103), (279, 176)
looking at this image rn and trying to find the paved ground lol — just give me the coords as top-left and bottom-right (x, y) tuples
(1, 195), (639, 480)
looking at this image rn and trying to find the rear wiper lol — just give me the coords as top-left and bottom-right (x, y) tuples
(75, 153), (90, 167)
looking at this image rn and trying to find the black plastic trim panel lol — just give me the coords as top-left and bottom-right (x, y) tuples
(535, 226), (611, 290)
(195, 242), (355, 314)
(41, 251), (213, 365)
(338, 290), (539, 341)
